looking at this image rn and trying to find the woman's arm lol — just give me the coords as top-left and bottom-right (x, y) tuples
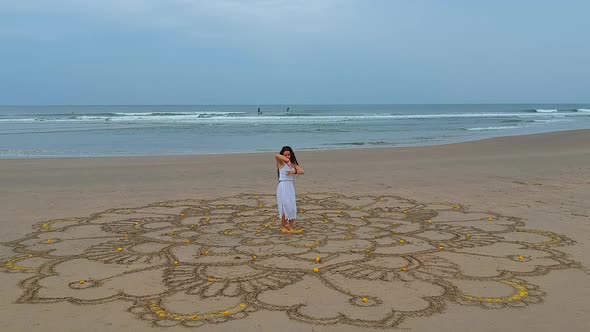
(294, 164), (304, 175)
(275, 154), (290, 163)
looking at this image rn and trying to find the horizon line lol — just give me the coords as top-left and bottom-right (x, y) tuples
(1, 102), (589, 107)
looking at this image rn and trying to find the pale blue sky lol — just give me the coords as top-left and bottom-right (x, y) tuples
(1, 0), (588, 105)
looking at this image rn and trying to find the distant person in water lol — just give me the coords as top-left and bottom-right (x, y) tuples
(257, 107), (262, 115)
(286, 107), (290, 112)
(275, 146), (305, 233)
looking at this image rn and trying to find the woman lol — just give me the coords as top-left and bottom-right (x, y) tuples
(275, 146), (305, 233)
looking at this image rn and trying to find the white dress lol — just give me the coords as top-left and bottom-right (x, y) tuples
(277, 163), (297, 220)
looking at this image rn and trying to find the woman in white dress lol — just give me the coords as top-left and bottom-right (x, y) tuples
(275, 146), (305, 233)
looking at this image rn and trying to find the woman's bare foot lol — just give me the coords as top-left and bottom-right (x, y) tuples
(280, 227), (290, 234)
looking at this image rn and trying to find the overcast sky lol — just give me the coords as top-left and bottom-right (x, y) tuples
(1, 0), (588, 105)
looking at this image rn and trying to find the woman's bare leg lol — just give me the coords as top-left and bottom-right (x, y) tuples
(280, 214), (289, 233)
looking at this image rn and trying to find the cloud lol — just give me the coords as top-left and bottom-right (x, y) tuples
(1, 0), (358, 49)
(0, 0), (347, 29)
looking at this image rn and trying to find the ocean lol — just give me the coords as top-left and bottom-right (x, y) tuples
(1, 104), (589, 159)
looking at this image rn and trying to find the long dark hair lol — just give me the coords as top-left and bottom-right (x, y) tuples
(277, 146), (300, 179)
(279, 146), (299, 165)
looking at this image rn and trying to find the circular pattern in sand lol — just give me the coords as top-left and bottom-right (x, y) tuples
(1, 193), (579, 328)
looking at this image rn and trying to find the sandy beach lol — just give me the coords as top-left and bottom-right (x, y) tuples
(1, 129), (589, 332)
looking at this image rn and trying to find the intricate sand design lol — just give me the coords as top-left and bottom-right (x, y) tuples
(1, 193), (579, 328)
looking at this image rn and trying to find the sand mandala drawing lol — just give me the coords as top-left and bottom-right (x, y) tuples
(1, 193), (580, 328)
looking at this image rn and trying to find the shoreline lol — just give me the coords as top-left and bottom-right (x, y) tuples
(1, 128), (589, 162)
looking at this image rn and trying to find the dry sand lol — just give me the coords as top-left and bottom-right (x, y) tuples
(1, 130), (589, 332)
